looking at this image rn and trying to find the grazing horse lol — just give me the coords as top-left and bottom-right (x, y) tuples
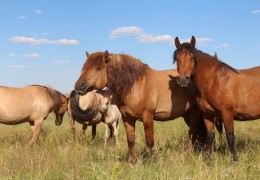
(68, 90), (121, 145)
(74, 51), (207, 163)
(173, 36), (260, 161)
(0, 85), (68, 145)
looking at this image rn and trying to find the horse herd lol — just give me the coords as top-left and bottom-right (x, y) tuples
(0, 36), (259, 164)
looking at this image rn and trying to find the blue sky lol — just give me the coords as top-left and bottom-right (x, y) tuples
(0, 0), (260, 93)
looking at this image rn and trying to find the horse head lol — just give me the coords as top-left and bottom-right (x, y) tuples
(74, 51), (110, 95)
(173, 36), (197, 87)
(54, 95), (69, 126)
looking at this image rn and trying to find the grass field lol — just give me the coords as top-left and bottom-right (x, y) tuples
(0, 113), (259, 179)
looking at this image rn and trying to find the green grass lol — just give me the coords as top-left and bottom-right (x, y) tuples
(0, 113), (259, 179)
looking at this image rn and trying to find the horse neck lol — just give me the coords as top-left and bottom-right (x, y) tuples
(47, 89), (62, 110)
(193, 52), (222, 86)
(107, 54), (149, 105)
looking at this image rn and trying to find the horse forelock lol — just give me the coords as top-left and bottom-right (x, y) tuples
(69, 90), (99, 122)
(81, 52), (105, 73)
(173, 42), (196, 63)
(107, 54), (149, 105)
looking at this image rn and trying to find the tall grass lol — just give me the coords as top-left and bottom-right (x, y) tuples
(0, 113), (259, 179)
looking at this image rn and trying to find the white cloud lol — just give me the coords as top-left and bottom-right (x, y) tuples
(17, 16), (27, 19)
(4, 65), (44, 69)
(35, 9), (43, 14)
(53, 60), (70, 64)
(179, 37), (212, 44)
(216, 43), (230, 49)
(251, 10), (260, 14)
(110, 26), (212, 45)
(5, 65), (29, 69)
(6, 53), (15, 57)
(21, 53), (40, 58)
(110, 26), (174, 43)
(9, 36), (79, 45)
(250, 45), (260, 48)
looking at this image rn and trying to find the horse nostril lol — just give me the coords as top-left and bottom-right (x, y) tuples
(80, 82), (86, 90)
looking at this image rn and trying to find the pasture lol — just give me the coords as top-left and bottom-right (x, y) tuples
(0, 113), (259, 179)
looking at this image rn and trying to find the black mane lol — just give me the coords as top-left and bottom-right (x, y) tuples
(69, 90), (99, 122)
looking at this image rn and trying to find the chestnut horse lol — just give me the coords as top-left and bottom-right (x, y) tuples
(0, 85), (68, 145)
(173, 36), (260, 161)
(74, 51), (207, 163)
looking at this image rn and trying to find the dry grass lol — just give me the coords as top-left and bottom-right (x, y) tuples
(0, 113), (259, 179)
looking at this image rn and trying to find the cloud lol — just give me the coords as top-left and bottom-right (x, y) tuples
(53, 60), (70, 64)
(251, 10), (260, 14)
(35, 9), (43, 14)
(110, 26), (212, 45)
(5, 65), (29, 69)
(21, 53), (40, 58)
(179, 37), (212, 44)
(9, 36), (79, 45)
(250, 45), (260, 48)
(4, 65), (44, 69)
(6, 53), (15, 57)
(216, 43), (230, 49)
(110, 26), (174, 43)
(17, 16), (27, 19)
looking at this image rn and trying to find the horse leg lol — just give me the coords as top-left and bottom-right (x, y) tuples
(221, 110), (237, 161)
(204, 117), (215, 159)
(182, 107), (201, 152)
(29, 118), (43, 146)
(142, 110), (155, 159)
(69, 113), (76, 142)
(92, 125), (96, 140)
(215, 117), (224, 148)
(113, 121), (120, 146)
(104, 123), (109, 146)
(81, 123), (87, 140)
(123, 117), (137, 164)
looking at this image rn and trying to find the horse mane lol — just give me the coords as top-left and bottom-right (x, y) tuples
(173, 43), (238, 73)
(69, 90), (99, 122)
(107, 54), (149, 105)
(30, 85), (65, 106)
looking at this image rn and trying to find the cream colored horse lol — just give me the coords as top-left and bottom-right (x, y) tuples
(68, 90), (121, 145)
(0, 85), (68, 145)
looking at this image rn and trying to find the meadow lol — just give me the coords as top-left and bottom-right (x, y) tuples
(0, 113), (259, 180)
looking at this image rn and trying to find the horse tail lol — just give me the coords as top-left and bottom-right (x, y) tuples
(69, 90), (97, 122)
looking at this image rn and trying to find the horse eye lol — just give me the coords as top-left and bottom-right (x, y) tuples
(96, 66), (102, 71)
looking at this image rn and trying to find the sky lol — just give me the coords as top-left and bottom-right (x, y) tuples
(0, 0), (260, 93)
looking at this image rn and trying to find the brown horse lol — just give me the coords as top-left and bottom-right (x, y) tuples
(0, 85), (68, 145)
(173, 36), (260, 161)
(74, 51), (207, 163)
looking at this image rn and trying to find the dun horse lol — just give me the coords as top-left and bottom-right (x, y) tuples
(68, 90), (121, 145)
(74, 51), (207, 163)
(0, 85), (68, 145)
(174, 36), (260, 161)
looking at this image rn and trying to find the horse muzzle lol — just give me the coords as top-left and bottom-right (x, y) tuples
(176, 76), (191, 87)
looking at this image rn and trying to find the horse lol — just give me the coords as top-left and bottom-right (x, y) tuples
(68, 90), (121, 145)
(74, 51), (208, 163)
(173, 36), (260, 161)
(0, 85), (68, 145)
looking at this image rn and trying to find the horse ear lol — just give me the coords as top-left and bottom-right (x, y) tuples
(86, 51), (90, 58)
(175, 37), (181, 49)
(190, 36), (196, 48)
(104, 50), (109, 64)
(214, 52), (218, 59)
